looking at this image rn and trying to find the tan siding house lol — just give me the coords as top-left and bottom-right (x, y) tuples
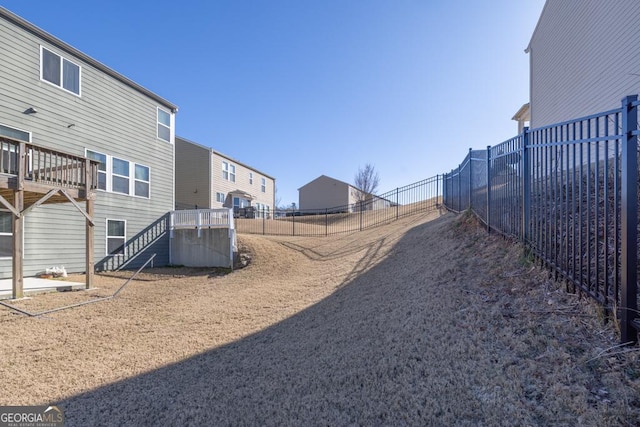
(175, 136), (275, 217)
(298, 175), (357, 212)
(527, 0), (640, 127)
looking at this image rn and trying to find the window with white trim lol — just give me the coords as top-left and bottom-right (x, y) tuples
(106, 219), (126, 255)
(86, 150), (107, 190)
(249, 172), (253, 185)
(112, 157), (130, 195)
(261, 177), (266, 193)
(222, 161), (236, 182)
(157, 108), (172, 142)
(134, 164), (150, 198)
(0, 124), (30, 142)
(41, 46), (81, 95)
(216, 192), (225, 203)
(85, 150), (150, 198)
(0, 124), (31, 174)
(0, 211), (12, 258)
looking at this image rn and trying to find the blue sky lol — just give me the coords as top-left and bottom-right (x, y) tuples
(2, 0), (545, 207)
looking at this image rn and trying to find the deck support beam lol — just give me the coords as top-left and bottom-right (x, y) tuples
(86, 197), (94, 289)
(11, 189), (23, 299)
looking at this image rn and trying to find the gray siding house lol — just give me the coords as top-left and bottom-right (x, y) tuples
(0, 7), (177, 282)
(175, 136), (275, 217)
(527, 0), (640, 127)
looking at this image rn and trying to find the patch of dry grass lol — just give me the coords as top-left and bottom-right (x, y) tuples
(0, 209), (638, 426)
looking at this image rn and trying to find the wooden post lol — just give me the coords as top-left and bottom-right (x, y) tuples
(85, 159), (94, 289)
(86, 196), (94, 289)
(12, 142), (26, 299)
(12, 190), (23, 299)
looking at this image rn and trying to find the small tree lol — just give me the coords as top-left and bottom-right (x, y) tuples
(352, 163), (380, 208)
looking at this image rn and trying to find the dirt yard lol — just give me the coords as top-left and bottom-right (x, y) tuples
(0, 210), (638, 426)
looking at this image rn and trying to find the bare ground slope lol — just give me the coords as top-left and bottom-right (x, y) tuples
(0, 210), (638, 426)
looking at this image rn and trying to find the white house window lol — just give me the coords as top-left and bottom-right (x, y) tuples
(0, 124), (30, 174)
(0, 211), (12, 258)
(216, 192), (225, 203)
(134, 164), (150, 198)
(41, 46), (81, 95)
(85, 150), (150, 198)
(0, 124), (30, 142)
(249, 172), (253, 185)
(233, 197), (249, 208)
(106, 219), (126, 255)
(157, 108), (172, 142)
(86, 150), (107, 190)
(261, 177), (266, 193)
(112, 158), (130, 195)
(222, 162), (236, 182)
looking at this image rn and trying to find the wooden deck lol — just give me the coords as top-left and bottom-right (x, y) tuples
(0, 136), (99, 298)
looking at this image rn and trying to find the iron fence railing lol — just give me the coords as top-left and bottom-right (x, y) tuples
(443, 95), (639, 344)
(236, 176), (442, 237)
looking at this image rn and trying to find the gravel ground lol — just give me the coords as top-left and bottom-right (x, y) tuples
(0, 210), (638, 426)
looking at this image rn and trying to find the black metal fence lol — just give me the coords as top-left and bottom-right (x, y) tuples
(236, 176), (442, 236)
(443, 95), (639, 344)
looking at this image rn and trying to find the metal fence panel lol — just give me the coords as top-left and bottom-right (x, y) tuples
(236, 175), (442, 237)
(442, 96), (639, 344)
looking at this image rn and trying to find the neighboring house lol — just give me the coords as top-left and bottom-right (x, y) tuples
(527, 0), (640, 128)
(0, 7), (177, 286)
(175, 136), (275, 218)
(298, 175), (389, 212)
(298, 175), (357, 212)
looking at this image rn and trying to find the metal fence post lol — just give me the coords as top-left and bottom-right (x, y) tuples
(325, 208), (328, 237)
(620, 95), (638, 344)
(360, 201), (363, 231)
(522, 127), (531, 245)
(457, 164), (461, 212)
(442, 174), (447, 208)
(468, 148), (472, 210)
(486, 145), (491, 233)
(396, 187), (399, 219)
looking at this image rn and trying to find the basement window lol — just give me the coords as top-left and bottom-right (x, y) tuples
(106, 219), (126, 255)
(0, 211), (11, 258)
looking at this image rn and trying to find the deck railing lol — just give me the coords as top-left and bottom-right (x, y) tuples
(170, 208), (234, 231)
(0, 137), (98, 190)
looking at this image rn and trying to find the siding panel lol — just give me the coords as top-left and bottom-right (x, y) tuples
(530, 0), (640, 127)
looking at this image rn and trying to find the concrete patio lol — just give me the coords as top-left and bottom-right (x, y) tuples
(0, 277), (85, 300)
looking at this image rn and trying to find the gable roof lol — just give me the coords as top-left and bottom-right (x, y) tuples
(525, 0), (550, 53)
(0, 6), (178, 112)
(176, 136), (275, 180)
(298, 175), (354, 191)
